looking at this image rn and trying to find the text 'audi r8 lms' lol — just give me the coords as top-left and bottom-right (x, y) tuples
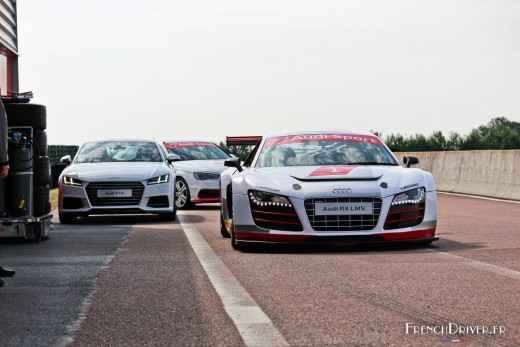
(220, 130), (438, 250)
(58, 139), (177, 223)
(164, 140), (232, 209)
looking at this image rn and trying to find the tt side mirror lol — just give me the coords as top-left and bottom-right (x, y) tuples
(60, 155), (72, 166)
(167, 153), (181, 163)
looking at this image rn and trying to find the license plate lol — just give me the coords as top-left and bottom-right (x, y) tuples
(315, 202), (373, 215)
(97, 189), (132, 198)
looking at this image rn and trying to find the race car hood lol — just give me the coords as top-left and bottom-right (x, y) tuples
(235, 165), (435, 199)
(62, 162), (171, 182)
(173, 160), (229, 174)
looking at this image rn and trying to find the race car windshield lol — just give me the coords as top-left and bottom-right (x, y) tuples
(165, 142), (230, 161)
(75, 141), (163, 163)
(256, 134), (399, 168)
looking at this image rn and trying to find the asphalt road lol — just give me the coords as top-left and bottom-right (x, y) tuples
(0, 193), (519, 347)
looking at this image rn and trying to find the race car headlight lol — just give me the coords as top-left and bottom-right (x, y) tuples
(147, 174), (170, 185)
(249, 190), (293, 207)
(62, 176), (83, 186)
(391, 188), (425, 206)
(193, 172), (220, 180)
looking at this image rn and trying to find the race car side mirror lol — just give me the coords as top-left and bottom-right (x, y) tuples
(60, 155), (72, 166)
(225, 157), (243, 172)
(403, 155), (419, 168)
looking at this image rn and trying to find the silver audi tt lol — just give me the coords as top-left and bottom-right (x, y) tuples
(58, 139), (177, 223)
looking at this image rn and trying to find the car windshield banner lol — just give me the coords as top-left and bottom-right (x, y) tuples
(165, 142), (217, 149)
(263, 134), (385, 148)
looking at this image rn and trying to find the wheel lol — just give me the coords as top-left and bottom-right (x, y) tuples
(174, 178), (193, 210)
(33, 156), (51, 186)
(32, 130), (48, 156)
(159, 206), (177, 221)
(33, 185), (51, 216)
(230, 223), (243, 251)
(5, 103), (47, 130)
(220, 211), (231, 238)
(59, 212), (77, 224)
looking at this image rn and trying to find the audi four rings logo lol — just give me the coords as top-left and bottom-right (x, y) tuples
(332, 188), (352, 194)
(107, 177), (120, 181)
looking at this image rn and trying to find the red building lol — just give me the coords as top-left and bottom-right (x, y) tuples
(0, 0), (18, 95)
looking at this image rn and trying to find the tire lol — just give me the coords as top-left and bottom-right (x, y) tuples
(33, 185), (51, 216)
(230, 223), (243, 251)
(220, 211), (231, 238)
(174, 178), (193, 210)
(159, 205), (177, 222)
(33, 156), (51, 186)
(32, 129), (47, 156)
(5, 103), (47, 130)
(59, 212), (77, 224)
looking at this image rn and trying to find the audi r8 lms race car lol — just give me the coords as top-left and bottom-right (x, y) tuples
(58, 139), (177, 223)
(220, 130), (438, 250)
(164, 140), (232, 209)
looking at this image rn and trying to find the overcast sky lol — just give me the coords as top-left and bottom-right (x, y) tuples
(16, 0), (520, 146)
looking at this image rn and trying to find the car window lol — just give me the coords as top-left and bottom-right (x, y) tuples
(165, 142), (230, 161)
(255, 134), (398, 168)
(75, 141), (163, 163)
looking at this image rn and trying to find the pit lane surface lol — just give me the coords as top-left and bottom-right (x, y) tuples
(0, 193), (519, 346)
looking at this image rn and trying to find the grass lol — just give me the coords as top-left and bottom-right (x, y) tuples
(51, 188), (59, 211)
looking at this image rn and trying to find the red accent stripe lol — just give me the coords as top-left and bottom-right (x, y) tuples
(376, 228), (436, 240)
(253, 218), (302, 226)
(252, 210), (298, 217)
(191, 198), (220, 203)
(388, 207), (424, 215)
(385, 215), (424, 224)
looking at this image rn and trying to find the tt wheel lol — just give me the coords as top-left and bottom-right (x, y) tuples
(174, 178), (193, 210)
(59, 212), (77, 224)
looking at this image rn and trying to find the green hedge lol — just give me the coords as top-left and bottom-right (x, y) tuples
(48, 145), (79, 165)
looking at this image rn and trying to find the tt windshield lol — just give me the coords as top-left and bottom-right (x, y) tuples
(75, 141), (163, 163)
(256, 134), (398, 168)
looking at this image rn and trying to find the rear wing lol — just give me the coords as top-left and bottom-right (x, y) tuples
(226, 136), (262, 147)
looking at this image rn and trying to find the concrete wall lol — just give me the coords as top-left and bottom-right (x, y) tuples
(395, 150), (520, 201)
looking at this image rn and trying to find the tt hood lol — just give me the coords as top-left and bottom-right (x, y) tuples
(62, 162), (170, 182)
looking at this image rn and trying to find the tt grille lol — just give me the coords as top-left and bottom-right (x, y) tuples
(86, 182), (144, 206)
(304, 197), (382, 232)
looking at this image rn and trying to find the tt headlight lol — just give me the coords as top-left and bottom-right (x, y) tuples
(248, 190), (293, 207)
(193, 172), (220, 180)
(391, 187), (425, 206)
(147, 174), (170, 185)
(62, 176), (83, 186)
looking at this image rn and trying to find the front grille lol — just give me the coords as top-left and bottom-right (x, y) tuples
(86, 182), (144, 206)
(304, 197), (382, 232)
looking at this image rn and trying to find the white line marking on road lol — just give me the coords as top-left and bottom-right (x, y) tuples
(428, 249), (520, 280)
(178, 213), (290, 347)
(439, 192), (520, 204)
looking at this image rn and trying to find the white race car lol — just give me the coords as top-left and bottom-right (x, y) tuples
(164, 140), (232, 209)
(220, 130), (438, 250)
